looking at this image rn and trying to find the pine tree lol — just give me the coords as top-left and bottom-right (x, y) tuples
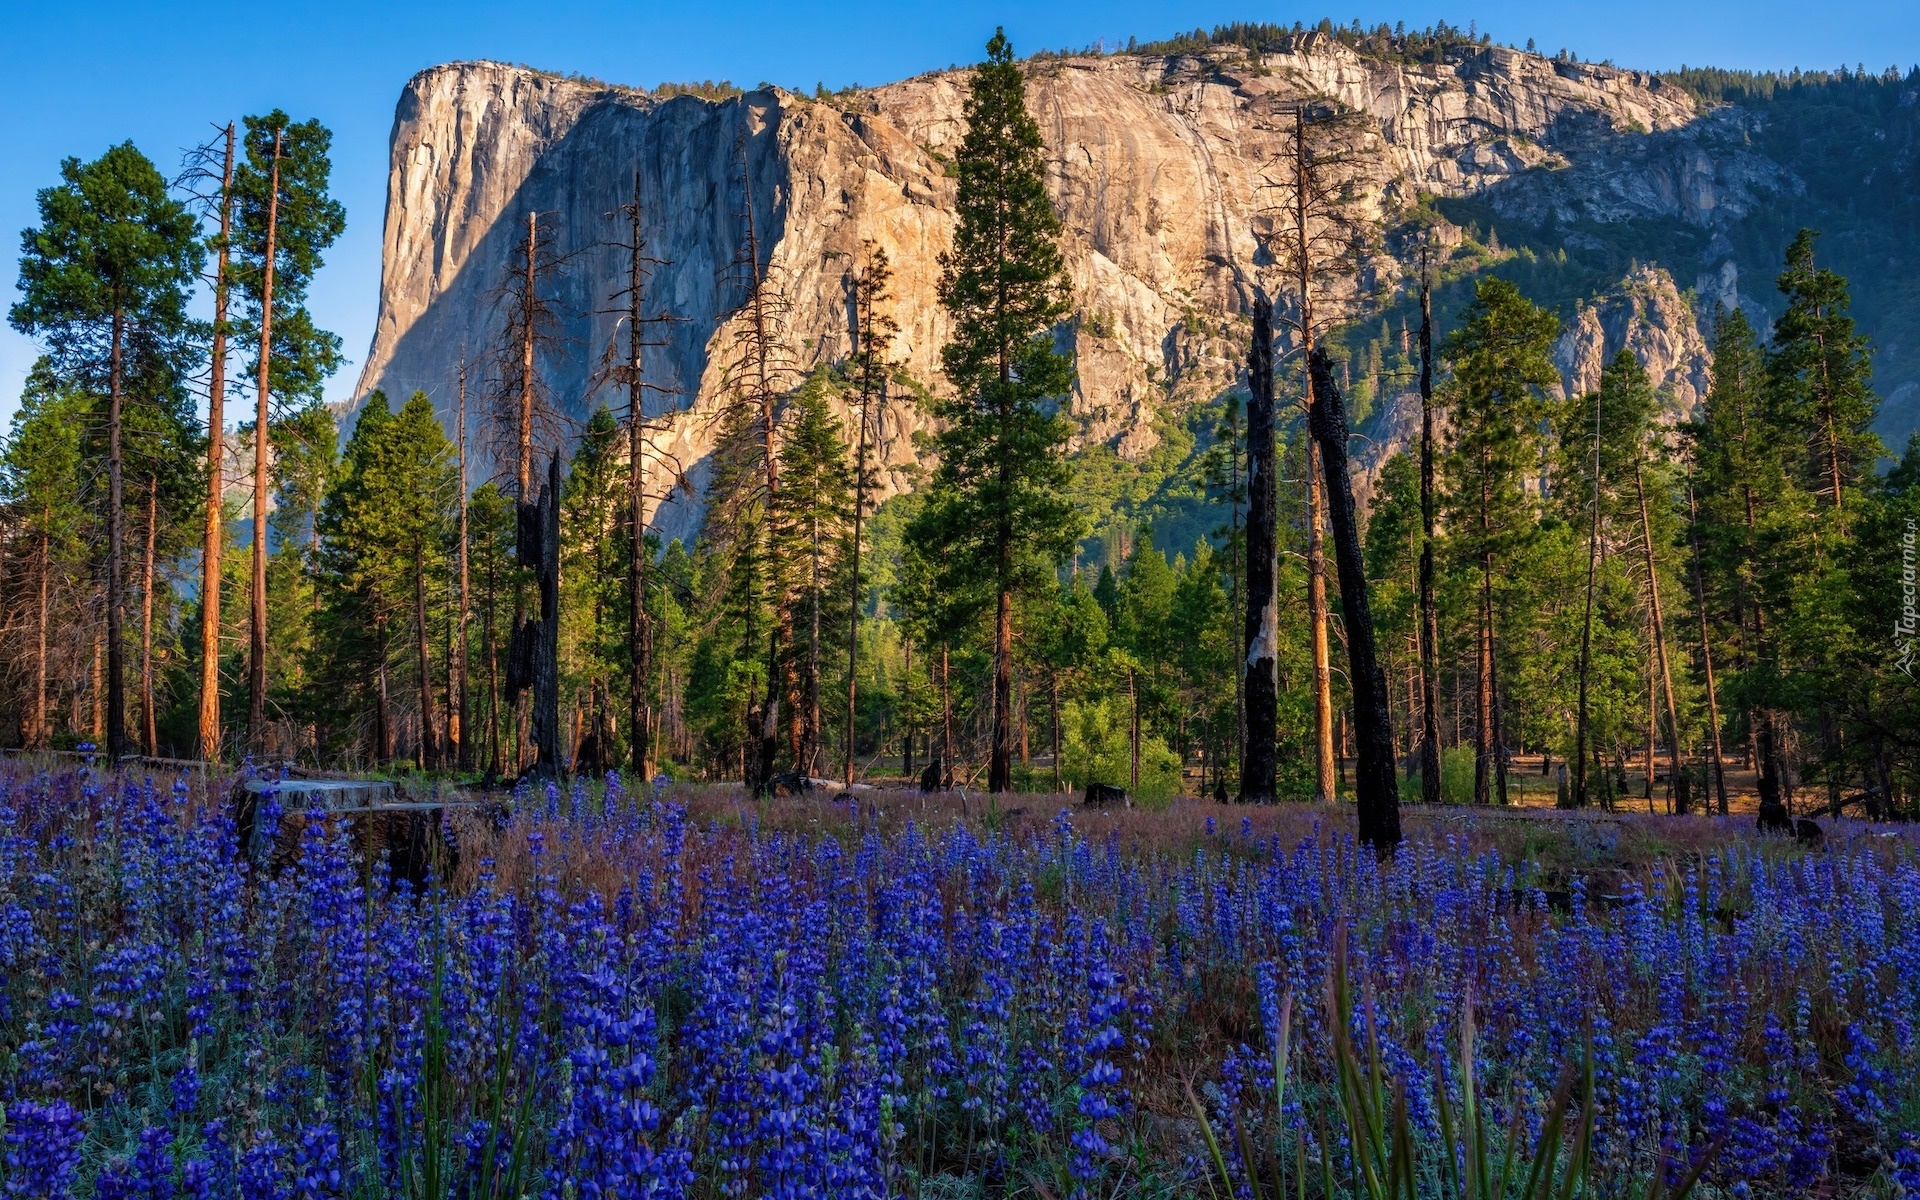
(844, 243), (895, 785)
(0, 365), (91, 749)
(561, 404), (627, 769)
(10, 142), (204, 760)
(906, 28), (1080, 794)
(774, 372), (853, 776)
(1691, 307), (1785, 803)
(1442, 277), (1559, 806)
(316, 392), (455, 765)
(181, 122), (237, 761)
(1770, 229), (1880, 521)
(232, 111), (345, 753)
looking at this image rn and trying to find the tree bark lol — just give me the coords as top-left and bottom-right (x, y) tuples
(141, 477), (158, 756)
(455, 360), (471, 770)
(509, 452), (564, 778)
(106, 300), (128, 761)
(414, 540), (437, 771)
(91, 621), (104, 744)
(1635, 464), (1686, 813)
(1241, 297), (1279, 803)
(624, 172), (654, 781)
(32, 524), (49, 749)
(1687, 480), (1729, 813)
(1051, 670), (1063, 794)
(1573, 374), (1603, 807)
(941, 641), (953, 788)
(248, 127), (282, 755)
(1291, 107), (1336, 806)
(1128, 665), (1140, 792)
(1416, 257), (1442, 808)
(375, 621), (391, 763)
(198, 122), (234, 762)
(484, 525), (501, 780)
(1308, 349), (1401, 851)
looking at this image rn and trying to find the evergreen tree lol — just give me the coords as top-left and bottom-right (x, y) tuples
(10, 142), (204, 759)
(232, 111), (345, 752)
(773, 371), (853, 775)
(263, 401), (337, 757)
(1690, 307), (1783, 799)
(905, 29), (1080, 794)
(467, 482), (517, 777)
(0, 365), (92, 748)
(561, 405), (627, 768)
(1442, 277), (1559, 805)
(316, 392), (454, 765)
(1770, 229), (1880, 519)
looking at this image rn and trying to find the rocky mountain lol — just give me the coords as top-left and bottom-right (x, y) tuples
(351, 36), (1919, 540)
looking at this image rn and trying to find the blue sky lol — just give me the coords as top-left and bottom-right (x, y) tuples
(4, 0), (1916, 427)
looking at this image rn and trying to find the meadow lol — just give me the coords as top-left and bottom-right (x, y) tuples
(1, 759), (1916, 1198)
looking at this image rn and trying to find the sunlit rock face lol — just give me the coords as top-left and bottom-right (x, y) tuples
(355, 42), (1758, 538)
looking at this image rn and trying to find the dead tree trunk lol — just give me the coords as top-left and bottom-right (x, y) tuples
(621, 171), (655, 782)
(1308, 349), (1401, 851)
(1291, 109), (1336, 806)
(1241, 297), (1279, 803)
(1416, 256), (1442, 807)
(508, 452), (564, 779)
(199, 121), (234, 762)
(1051, 671), (1064, 794)
(248, 126), (283, 755)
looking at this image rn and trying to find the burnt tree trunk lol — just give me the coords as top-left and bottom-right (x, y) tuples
(1308, 349), (1401, 851)
(1416, 259), (1443, 808)
(508, 452), (564, 779)
(1240, 298), (1279, 803)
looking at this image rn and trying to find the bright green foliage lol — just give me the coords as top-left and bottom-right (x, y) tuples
(314, 391), (456, 762)
(0, 366), (94, 745)
(773, 371), (854, 770)
(465, 481), (518, 773)
(1058, 691), (1183, 802)
(254, 401), (338, 723)
(1442, 277), (1560, 574)
(232, 112), (345, 405)
(561, 405), (629, 755)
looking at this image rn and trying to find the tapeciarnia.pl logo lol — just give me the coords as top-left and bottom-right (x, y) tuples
(1900, 518), (1918, 678)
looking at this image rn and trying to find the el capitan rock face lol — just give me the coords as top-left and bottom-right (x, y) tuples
(351, 40), (1830, 538)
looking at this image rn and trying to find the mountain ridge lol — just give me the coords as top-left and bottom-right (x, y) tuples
(351, 37), (1919, 541)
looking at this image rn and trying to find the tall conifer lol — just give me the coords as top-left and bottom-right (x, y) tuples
(10, 142), (203, 760)
(906, 29), (1079, 794)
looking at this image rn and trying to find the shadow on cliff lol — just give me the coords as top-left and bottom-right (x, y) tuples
(355, 87), (794, 541)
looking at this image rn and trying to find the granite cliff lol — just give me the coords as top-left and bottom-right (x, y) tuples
(351, 38), (1907, 538)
